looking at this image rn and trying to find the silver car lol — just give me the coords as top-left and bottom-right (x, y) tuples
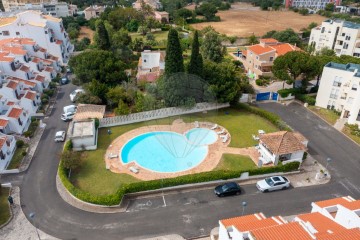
(256, 176), (290, 192)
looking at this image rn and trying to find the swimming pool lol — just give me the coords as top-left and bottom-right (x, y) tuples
(121, 129), (217, 173)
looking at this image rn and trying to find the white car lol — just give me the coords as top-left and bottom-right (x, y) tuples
(54, 131), (66, 142)
(70, 89), (85, 102)
(256, 176), (290, 192)
(61, 112), (75, 121)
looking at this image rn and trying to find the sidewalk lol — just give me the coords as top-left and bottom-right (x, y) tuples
(0, 187), (58, 240)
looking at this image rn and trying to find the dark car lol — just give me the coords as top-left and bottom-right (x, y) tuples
(214, 182), (241, 197)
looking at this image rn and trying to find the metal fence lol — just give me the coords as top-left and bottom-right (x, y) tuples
(99, 102), (230, 128)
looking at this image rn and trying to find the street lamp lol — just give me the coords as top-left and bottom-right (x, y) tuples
(242, 201), (248, 216)
(29, 212), (41, 240)
(326, 157), (332, 169)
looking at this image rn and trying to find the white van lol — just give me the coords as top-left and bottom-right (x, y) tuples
(63, 105), (77, 114)
(61, 112), (75, 121)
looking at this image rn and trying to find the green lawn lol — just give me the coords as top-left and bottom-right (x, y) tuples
(6, 145), (28, 170)
(0, 187), (10, 226)
(130, 30), (169, 42)
(343, 126), (360, 145)
(72, 107), (278, 195)
(214, 154), (256, 171)
(308, 106), (339, 125)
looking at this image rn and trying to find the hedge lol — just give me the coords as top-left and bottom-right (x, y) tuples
(295, 94), (316, 106)
(277, 88), (298, 98)
(58, 159), (299, 206)
(234, 103), (291, 131)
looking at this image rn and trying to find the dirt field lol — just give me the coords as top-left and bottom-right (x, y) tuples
(191, 3), (326, 37)
(77, 26), (95, 43)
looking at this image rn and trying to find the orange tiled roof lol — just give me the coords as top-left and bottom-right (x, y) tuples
(317, 228), (360, 240)
(32, 57), (41, 63)
(248, 45), (274, 55)
(1, 46), (27, 55)
(234, 217), (280, 232)
(220, 213), (265, 227)
(74, 104), (106, 121)
(342, 200), (360, 210)
(250, 222), (313, 240)
(7, 77), (37, 87)
(6, 80), (18, 89)
(7, 101), (15, 106)
(271, 43), (299, 56)
(0, 137), (6, 149)
(0, 118), (8, 127)
(44, 66), (53, 72)
(260, 38), (278, 43)
(24, 91), (36, 100)
(315, 197), (353, 208)
(259, 131), (307, 155)
(7, 107), (23, 119)
(35, 75), (45, 82)
(0, 54), (14, 62)
(297, 212), (345, 236)
(55, 40), (63, 45)
(20, 65), (30, 72)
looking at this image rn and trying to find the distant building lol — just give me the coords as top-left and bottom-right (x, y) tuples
(132, 0), (162, 11)
(285, 0), (342, 10)
(154, 11), (169, 23)
(0, 134), (16, 171)
(84, 5), (105, 20)
(1, 0), (77, 17)
(316, 62), (360, 125)
(240, 38), (300, 79)
(0, 11), (73, 65)
(136, 50), (165, 83)
(309, 19), (360, 57)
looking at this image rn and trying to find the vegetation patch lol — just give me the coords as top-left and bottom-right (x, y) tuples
(343, 125), (360, 145)
(7, 143), (28, 170)
(0, 187), (10, 225)
(215, 154), (256, 171)
(308, 106), (339, 125)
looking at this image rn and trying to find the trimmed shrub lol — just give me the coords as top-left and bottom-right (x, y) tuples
(94, 118), (100, 129)
(23, 131), (33, 138)
(64, 140), (73, 151)
(234, 103), (291, 131)
(302, 152), (308, 160)
(255, 77), (271, 86)
(16, 140), (24, 148)
(277, 88), (298, 98)
(295, 94), (316, 105)
(22, 151), (27, 156)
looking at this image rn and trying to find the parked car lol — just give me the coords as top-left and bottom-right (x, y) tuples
(61, 112), (75, 121)
(214, 182), (241, 197)
(256, 176), (290, 192)
(63, 105), (77, 114)
(61, 76), (69, 85)
(70, 89), (85, 102)
(54, 131), (66, 142)
(66, 67), (71, 73)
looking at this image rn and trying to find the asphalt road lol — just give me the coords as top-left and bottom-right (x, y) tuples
(1, 95), (360, 239)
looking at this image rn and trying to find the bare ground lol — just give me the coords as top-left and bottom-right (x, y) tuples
(191, 3), (326, 37)
(77, 26), (94, 43)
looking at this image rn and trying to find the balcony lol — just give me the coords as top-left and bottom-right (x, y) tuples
(33, 45), (40, 52)
(333, 81), (342, 87)
(330, 94), (338, 99)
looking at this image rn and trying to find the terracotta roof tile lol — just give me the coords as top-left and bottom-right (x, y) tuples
(342, 200), (360, 210)
(259, 131), (307, 155)
(234, 218), (280, 232)
(7, 101), (15, 106)
(7, 107), (23, 119)
(138, 72), (159, 82)
(35, 75), (45, 82)
(260, 38), (278, 43)
(0, 137), (6, 149)
(24, 91), (36, 100)
(20, 65), (30, 72)
(55, 40), (63, 45)
(7, 77), (37, 87)
(220, 213), (265, 227)
(44, 66), (53, 72)
(0, 118), (8, 127)
(6, 80), (18, 89)
(73, 104), (106, 121)
(315, 197), (353, 208)
(32, 58), (41, 63)
(250, 222), (313, 240)
(271, 43), (299, 56)
(248, 45), (274, 55)
(297, 212), (345, 236)
(317, 228), (360, 240)
(0, 17), (16, 27)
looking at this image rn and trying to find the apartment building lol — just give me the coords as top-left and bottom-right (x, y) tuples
(132, 0), (162, 11)
(316, 62), (360, 125)
(240, 38), (300, 79)
(309, 19), (360, 57)
(0, 133), (16, 171)
(285, 0), (341, 10)
(217, 196), (360, 240)
(0, 11), (73, 65)
(1, 0), (76, 17)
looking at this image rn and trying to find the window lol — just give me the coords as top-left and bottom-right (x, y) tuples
(269, 57), (273, 61)
(16, 32), (20, 35)
(321, 27), (325, 33)
(333, 76), (342, 87)
(2, 31), (9, 36)
(256, 56), (259, 60)
(342, 33), (346, 36)
(352, 84), (358, 91)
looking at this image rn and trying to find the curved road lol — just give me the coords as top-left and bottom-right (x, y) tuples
(2, 87), (360, 239)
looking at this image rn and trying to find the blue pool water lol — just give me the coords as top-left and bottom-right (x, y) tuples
(185, 128), (218, 145)
(121, 129), (217, 173)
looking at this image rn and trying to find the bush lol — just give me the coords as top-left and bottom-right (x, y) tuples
(302, 152), (308, 160)
(22, 151), (27, 156)
(94, 118), (100, 129)
(277, 88), (299, 98)
(295, 94), (316, 105)
(64, 140), (73, 151)
(58, 154), (299, 205)
(299, 8), (309, 15)
(234, 103), (291, 131)
(43, 89), (55, 97)
(346, 124), (360, 137)
(23, 131), (33, 138)
(41, 98), (49, 105)
(255, 77), (271, 86)
(16, 140), (24, 148)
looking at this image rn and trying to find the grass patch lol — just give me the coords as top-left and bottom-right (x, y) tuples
(6, 145), (28, 170)
(130, 30), (169, 42)
(215, 154), (256, 171)
(72, 107), (278, 195)
(0, 187), (10, 225)
(308, 106), (339, 125)
(343, 125), (360, 145)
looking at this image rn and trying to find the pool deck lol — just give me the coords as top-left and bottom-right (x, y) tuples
(105, 119), (260, 181)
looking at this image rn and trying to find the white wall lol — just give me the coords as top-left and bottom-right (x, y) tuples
(218, 222), (231, 240)
(335, 205), (360, 228)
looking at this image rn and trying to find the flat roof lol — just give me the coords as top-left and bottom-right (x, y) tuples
(72, 120), (94, 138)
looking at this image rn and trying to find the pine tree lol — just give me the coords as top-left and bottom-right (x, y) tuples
(188, 30), (203, 77)
(165, 29), (184, 75)
(96, 21), (110, 50)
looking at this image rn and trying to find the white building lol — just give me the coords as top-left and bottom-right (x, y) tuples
(69, 119), (97, 151)
(4, 105), (30, 134)
(136, 50), (165, 82)
(1, 0), (76, 17)
(0, 11), (73, 65)
(316, 62), (360, 125)
(0, 133), (16, 171)
(309, 19), (360, 57)
(257, 131), (308, 165)
(83, 5), (105, 20)
(285, 0), (342, 10)
(217, 196), (360, 240)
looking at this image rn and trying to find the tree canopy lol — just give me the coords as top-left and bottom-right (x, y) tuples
(188, 30), (203, 77)
(263, 28), (302, 46)
(201, 30), (225, 63)
(165, 29), (184, 75)
(95, 21), (111, 50)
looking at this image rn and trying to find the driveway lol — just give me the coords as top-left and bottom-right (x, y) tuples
(2, 97), (360, 239)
